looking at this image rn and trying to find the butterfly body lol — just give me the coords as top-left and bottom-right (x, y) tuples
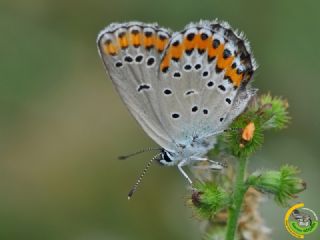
(97, 20), (257, 184)
(158, 135), (216, 166)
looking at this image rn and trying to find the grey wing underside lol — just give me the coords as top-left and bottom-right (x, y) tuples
(97, 20), (257, 152)
(97, 22), (176, 151)
(155, 20), (257, 144)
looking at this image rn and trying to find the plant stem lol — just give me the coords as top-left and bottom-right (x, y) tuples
(225, 156), (248, 240)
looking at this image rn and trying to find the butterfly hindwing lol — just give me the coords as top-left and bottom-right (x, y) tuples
(156, 20), (257, 143)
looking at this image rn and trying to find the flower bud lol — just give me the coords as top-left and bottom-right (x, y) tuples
(248, 165), (306, 206)
(190, 182), (230, 218)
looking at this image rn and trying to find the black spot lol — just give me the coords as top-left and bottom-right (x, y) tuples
(207, 81), (214, 87)
(135, 55), (143, 63)
(192, 106), (198, 112)
(194, 64), (202, 70)
(131, 29), (139, 35)
(124, 56), (133, 63)
(147, 57), (155, 66)
(218, 85), (226, 91)
(208, 56), (216, 63)
(162, 66), (169, 73)
(202, 71), (209, 77)
(133, 44), (140, 48)
(184, 64), (192, 71)
(185, 48), (194, 56)
(215, 66), (223, 73)
(172, 57), (180, 62)
(213, 39), (220, 49)
(104, 39), (112, 45)
(237, 68), (243, 75)
(187, 33), (195, 41)
(159, 34), (167, 40)
(231, 62), (237, 69)
(118, 32), (126, 38)
(226, 98), (232, 104)
(185, 90), (195, 95)
(203, 109), (208, 115)
(144, 31), (152, 37)
(201, 33), (208, 40)
(146, 45), (154, 51)
(173, 72), (181, 78)
(172, 40), (180, 47)
(172, 113), (180, 119)
(164, 89), (172, 95)
(137, 84), (150, 92)
(198, 49), (205, 55)
(115, 61), (123, 68)
(219, 117), (224, 122)
(223, 49), (232, 59)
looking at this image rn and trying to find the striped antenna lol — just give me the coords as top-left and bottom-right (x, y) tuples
(118, 147), (162, 160)
(127, 153), (162, 200)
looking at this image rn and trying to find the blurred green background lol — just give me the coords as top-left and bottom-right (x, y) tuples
(0, 0), (319, 239)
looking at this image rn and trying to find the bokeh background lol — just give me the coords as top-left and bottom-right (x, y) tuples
(0, 0), (319, 239)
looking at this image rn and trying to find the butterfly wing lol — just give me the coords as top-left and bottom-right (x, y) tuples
(97, 22), (176, 151)
(155, 20), (257, 144)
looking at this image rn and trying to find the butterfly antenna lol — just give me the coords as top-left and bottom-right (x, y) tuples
(118, 147), (162, 160)
(127, 153), (161, 200)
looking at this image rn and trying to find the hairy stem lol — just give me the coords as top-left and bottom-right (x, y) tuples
(225, 156), (248, 240)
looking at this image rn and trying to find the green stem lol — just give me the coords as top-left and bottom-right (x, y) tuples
(225, 156), (248, 240)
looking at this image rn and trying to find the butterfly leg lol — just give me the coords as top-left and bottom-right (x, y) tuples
(190, 157), (225, 170)
(190, 157), (208, 161)
(177, 160), (193, 185)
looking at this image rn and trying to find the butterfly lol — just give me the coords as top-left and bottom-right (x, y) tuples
(97, 20), (257, 198)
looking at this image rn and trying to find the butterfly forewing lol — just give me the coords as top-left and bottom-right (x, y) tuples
(97, 22), (176, 151)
